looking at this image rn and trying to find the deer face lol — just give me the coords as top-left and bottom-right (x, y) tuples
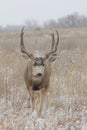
(31, 57), (45, 79)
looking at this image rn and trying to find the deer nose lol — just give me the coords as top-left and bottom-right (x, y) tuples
(37, 73), (42, 77)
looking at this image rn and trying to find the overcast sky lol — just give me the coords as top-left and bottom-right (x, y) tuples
(0, 0), (87, 26)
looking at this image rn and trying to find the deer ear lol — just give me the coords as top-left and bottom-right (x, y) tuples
(21, 53), (29, 60)
(48, 53), (57, 63)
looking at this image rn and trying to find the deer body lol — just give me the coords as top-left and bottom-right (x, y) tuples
(20, 27), (59, 116)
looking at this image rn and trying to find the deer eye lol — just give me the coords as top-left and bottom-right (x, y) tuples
(33, 63), (37, 66)
(42, 63), (45, 66)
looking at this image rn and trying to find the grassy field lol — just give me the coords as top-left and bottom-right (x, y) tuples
(0, 27), (87, 130)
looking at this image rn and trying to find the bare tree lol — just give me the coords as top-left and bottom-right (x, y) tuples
(25, 19), (40, 29)
(20, 27), (59, 116)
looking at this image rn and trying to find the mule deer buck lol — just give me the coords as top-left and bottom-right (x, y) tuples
(20, 27), (59, 116)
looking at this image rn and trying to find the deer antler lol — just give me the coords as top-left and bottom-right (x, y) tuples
(45, 31), (59, 60)
(20, 27), (33, 59)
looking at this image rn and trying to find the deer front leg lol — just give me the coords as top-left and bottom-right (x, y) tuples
(38, 88), (46, 116)
(28, 87), (35, 111)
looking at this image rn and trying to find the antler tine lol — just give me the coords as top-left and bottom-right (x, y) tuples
(45, 31), (59, 60)
(55, 31), (59, 52)
(50, 33), (55, 51)
(20, 27), (34, 59)
(20, 27), (25, 51)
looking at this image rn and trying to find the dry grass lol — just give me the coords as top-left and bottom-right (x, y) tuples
(0, 27), (87, 129)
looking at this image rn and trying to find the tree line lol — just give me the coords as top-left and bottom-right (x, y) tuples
(0, 12), (87, 31)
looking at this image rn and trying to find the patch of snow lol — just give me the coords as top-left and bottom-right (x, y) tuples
(81, 124), (87, 130)
(35, 118), (45, 130)
(31, 110), (37, 120)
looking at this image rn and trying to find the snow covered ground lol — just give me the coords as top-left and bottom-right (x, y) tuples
(0, 97), (87, 130)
